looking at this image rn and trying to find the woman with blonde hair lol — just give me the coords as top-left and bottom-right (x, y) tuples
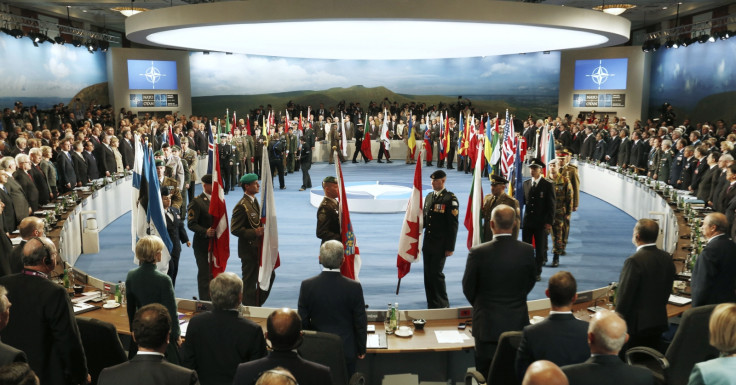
(125, 235), (180, 363)
(109, 136), (124, 174)
(688, 303), (736, 384)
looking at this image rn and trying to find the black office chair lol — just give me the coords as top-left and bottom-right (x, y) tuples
(297, 330), (365, 385)
(625, 305), (720, 385)
(465, 331), (523, 385)
(76, 316), (128, 385)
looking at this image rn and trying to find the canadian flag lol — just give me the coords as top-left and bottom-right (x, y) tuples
(397, 152), (423, 279)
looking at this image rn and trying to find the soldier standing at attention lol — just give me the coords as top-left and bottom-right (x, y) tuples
(187, 174), (214, 300)
(231, 173), (273, 306)
(232, 128), (246, 184)
(557, 150), (579, 253)
(219, 134), (234, 193)
(316, 176), (340, 245)
(481, 175), (520, 242)
(547, 159), (573, 267)
(423, 170), (459, 308)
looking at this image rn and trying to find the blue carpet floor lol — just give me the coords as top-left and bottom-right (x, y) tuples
(75, 161), (635, 310)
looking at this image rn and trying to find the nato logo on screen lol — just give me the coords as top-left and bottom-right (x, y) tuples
(128, 60), (178, 90)
(574, 58), (628, 91)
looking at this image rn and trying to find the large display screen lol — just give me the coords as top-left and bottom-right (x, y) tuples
(574, 58), (628, 90)
(127, 60), (178, 90)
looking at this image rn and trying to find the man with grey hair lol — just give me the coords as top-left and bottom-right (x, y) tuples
(8, 217), (44, 275)
(691, 212), (736, 307)
(180, 272), (266, 385)
(561, 310), (653, 385)
(0, 285), (27, 365)
(522, 360), (568, 385)
(0, 156), (30, 226)
(298, 240), (367, 376)
(0, 237), (89, 385)
(13, 153), (39, 212)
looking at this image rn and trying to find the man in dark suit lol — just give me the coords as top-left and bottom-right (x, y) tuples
(98, 303), (198, 385)
(98, 133), (117, 177)
(55, 139), (77, 194)
(119, 129), (135, 170)
(463, 204), (537, 377)
(422, 170), (459, 308)
(83, 141), (100, 181)
(615, 219), (675, 354)
(516, 271), (589, 380)
(28, 149), (50, 206)
(605, 128), (620, 166)
(628, 131), (647, 174)
(689, 146), (709, 193)
(616, 129), (631, 168)
(13, 155), (39, 212)
(70, 141), (89, 186)
(187, 174), (215, 301)
(679, 146), (697, 190)
(592, 132), (608, 162)
(0, 202), (13, 278)
(579, 127), (595, 160)
(692, 213), (736, 307)
(180, 273), (266, 385)
(0, 285), (27, 365)
(0, 237), (89, 385)
(522, 158), (555, 280)
(162, 187), (189, 287)
(233, 309), (333, 385)
(561, 310), (654, 385)
(298, 240), (367, 376)
(8, 217), (44, 275)
(697, 152), (719, 202)
(0, 172), (17, 233)
(0, 157), (30, 225)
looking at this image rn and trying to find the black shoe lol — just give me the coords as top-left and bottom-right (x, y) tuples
(365, 160), (371, 163)
(561, 251), (567, 256)
(448, 167), (454, 170)
(427, 163), (433, 166)
(551, 260), (559, 268)
(536, 275), (542, 281)
(386, 160), (393, 163)
(352, 160), (358, 163)
(543, 258), (548, 266)
(279, 186), (286, 190)
(299, 187), (306, 191)
(377, 160), (384, 163)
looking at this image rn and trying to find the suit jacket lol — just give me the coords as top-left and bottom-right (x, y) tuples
(570, 132), (583, 154)
(629, 140), (646, 170)
(462, 236), (536, 342)
(13, 170), (39, 211)
(708, 169), (726, 208)
(0, 187), (16, 232)
(617, 137), (632, 167)
(515, 313), (590, 380)
(2, 173), (29, 224)
(232, 350), (333, 385)
(83, 151), (100, 180)
(680, 156), (697, 190)
(616, 245), (676, 334)
(0, 339), (27, 365)
(0, 273), (88, 385)
(688, 356), (736, 385)
(71, 152), (89, 185)
(165, 206), (189, 256)
(606, 136), (620, 166)
(8, 240), (25, 275)
(0, 229), (12, 277)
(180, 310), (266, 385)
(99, 144), (116, 176)
(562, 355), (655, 385)
(522, 177), (555, 230)
(98, 354), (198, 385)
(125, 263), (179, 339)
(298, 271), (368, 367)
(697, 165), (718, 202)
(690, 159), (709, 192)
(29, 164), (51, 205)
(119, 138), (135, 170)
(692, 234), (736, 306)
(580, 134), (595, 159)
(668, 150), (685, 187)
(316, 197), (340, 244)
(55, 151), (77, 189)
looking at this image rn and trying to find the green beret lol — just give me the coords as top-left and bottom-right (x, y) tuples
(155, 159), (165, 167)
(154, 150), (163, 157)
(201, 174), (213, 184)
(322, 176), (338, 184)
(172, 145), (181, 152)
(240, 173), (258, 185)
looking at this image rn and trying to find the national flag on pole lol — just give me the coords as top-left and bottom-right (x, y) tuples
(380, 109), (390, 152)
(544, 128), (556, 176)
(438, 113), (446, 161)
(361, 113), (373, 160)
(444, 112), (451, 159)
(131, 134), (146, 252)
(259, 149), (280, 291)
(457, 113), (465, 157)
(423, 118), (432, 162)
(397, 152), (423, 279)
(500, 110), (515, 178)
(138, 145), (174, 273)
(490, 115), (502, 165)
(514, 137), (526, 213)
(246, 115), (251, 136)
(335, 158), (361, 280)
(231, 110), (237, 135)
(166, 123), (175, 146)
(407, 112), (416, 155)
(208, 143), (230, 277)
(206, 120), (215, 174)
(464, 139), (484, 249)
(340, 113), (348, 157)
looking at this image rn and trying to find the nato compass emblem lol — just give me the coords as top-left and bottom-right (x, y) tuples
(586, 60), (615, 90)
(140, 61), (167, 89)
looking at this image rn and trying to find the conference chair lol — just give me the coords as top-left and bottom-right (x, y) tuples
(298, 330), (366, 385)
(464, 331), (523, 385)
(625, 305), (720, 385)
(75, 316), (128, 385)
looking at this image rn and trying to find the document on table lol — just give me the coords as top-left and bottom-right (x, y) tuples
(668, 294), (692, 306)
(366, 334), (387, 349)
(73, 302), (99, 315)
(179, 320), (189, 337)
(435, 330), (470, 344)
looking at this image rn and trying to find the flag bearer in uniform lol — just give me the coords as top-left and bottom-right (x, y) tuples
(547, 159), (573, 267)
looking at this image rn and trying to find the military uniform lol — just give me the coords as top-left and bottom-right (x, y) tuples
(422, 188), (459, 308)
(231, 194), (272, 306)
(187, 192), (213, 300)
(329, 128), (345, 164)
(548, 173), (573, 263)
(559, 162), (579, 251)
(316, 197), (340, 244)
(481, 193), (520, 242)
(182, 148), (198, 201)
(160, 176), (183, 209)
(254, 133), (265, 178)
(219, 141), (234, 192)
(657, 149), (674, 183)
(267, 136), (286, 189)
(232, 135), (246, 182)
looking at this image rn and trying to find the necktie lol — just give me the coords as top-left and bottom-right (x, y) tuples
(532, 181), (537, 189)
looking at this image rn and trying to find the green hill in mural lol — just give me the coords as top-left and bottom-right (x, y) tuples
(193, 85), (556, 120)
(71, 82), (109, 107)
(688, 91), (736, 124)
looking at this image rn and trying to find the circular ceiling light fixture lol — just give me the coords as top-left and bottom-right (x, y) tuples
(126, 0), (630, 60)
(593, 3), (636, 16)
(111, 6), (148, 17)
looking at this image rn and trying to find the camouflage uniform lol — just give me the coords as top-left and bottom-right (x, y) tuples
(548, 173), (573, 260)
(559, 163), (579, 248)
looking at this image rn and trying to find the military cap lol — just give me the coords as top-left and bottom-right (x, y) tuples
(160, 186), (171, 196)
(201, 174), (213, 184)
(161, 143), (170, 149)
(529, 158), (546, 168)
(430, 170), (447, 179)
(240, 173), (258, 185)
(172, 145), (181, 152)
(490, 175), (509, 185)
(154, 150), (163, 157)
(155, 159), (165, 167)
(322, 176), (338, 184)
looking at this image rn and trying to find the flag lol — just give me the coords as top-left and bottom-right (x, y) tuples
(444, 112), (451, 159)
(208, 143), (230, 277)
(380, 110), (390, 152)
(423, 118), (432, 162)
(225, 109), (231, 136)
(231, 110), (237, 135)
(397, 152), (423, 279)
(464, 139), (484, 249)
(139, 145), (174, 273)
(545, 128), (556, 176)
(361, 113), (373, 160)
(131, 134), (146, 252)
(514, 137), (526, 214)
(340, 113), (348, 157)
(259, 149), (280, 290)
(438, 113), (446, 161)
(500, 110), (515, 178)
(407, 112), (416, 155)
(335, 159), (361, 280)
(246, 115), (251, 136)
(490, 115), (502, 164)
(166, 123), (175, 146)
(206, 120), (215, 174)
(457, 113), (465, 157)
(484, 115), (494, 164)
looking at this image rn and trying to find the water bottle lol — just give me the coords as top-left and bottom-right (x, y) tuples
(115, 281), (122, 304)
(384, 303), (394, 335)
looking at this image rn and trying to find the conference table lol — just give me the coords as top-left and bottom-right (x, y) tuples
(47, 159), (694, 385)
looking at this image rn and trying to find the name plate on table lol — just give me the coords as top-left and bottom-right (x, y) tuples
(125, 174), (132, 181)
(105, 184), (113, 191)
(73, 206), (81, 215)
(92, 191), (99, 199)
(82, 200), (88, 207)
(635, 181), (641, 188)
(617, 173), (625, 180)
(650, 189), (657, 197)
(116, 179), (123, 186)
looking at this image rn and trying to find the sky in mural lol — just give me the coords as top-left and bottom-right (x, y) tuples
(189, 51), (561, 97)
(0, 34), (107, 102)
